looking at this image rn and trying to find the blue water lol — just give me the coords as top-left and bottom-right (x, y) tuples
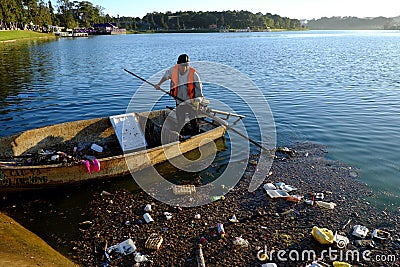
(1, 30), (400, 208)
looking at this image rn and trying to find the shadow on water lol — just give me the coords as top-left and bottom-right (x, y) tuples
(0, 137), (230, 257)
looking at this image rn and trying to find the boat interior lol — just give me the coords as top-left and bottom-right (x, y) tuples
(0, 109), (219, 165)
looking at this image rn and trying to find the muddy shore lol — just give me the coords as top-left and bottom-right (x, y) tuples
(66, 142), (399, 266)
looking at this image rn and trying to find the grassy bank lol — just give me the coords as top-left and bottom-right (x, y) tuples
(0, 30), (55, 42)
(0, 212), (77, 266)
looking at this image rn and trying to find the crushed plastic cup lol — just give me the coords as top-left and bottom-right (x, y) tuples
(163, 212), (172, 220)
(143, 213), (154, 223)
(144, 204), (152, 212)
(229, 214), (239, 223)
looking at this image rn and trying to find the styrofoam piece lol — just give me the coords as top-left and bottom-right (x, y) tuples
(109, 113), (147, 152)
(105, 238), (136, 262)
(352, 225), (369, 238)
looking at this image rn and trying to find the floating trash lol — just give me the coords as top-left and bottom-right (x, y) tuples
(172, 185), (196, 195)
(143, 213), (154, 223)
(232, 236), (249, 247)
(311, 226), (334, 245)
(163, 212), (172, 220)
(144, 204), (152, 212)
(265, 189), (290, 199)
(371, 229), (390, 240)
(229, 214), (239, 223)
(316, 201), (336, 209)
(105, 238), (136, 262)
(145, 233), (163, 250)
(263, 183), (276, 190)
(352, 225), (369, 238)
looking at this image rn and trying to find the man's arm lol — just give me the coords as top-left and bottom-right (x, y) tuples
(154, 76), (168, 90)
(194, 72), (203, 98)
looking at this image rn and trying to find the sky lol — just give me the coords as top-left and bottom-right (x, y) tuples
(93, 0), (400, 20)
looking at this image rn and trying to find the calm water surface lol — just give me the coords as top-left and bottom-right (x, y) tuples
(1, 31), (400, 210)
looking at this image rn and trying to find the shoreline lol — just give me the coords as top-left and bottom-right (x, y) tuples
(69, 142), (399, 266)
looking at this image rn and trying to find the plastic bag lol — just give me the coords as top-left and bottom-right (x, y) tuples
(311, 226), (334, 245)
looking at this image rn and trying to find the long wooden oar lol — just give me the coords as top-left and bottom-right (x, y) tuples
(123, 69), (269, 151)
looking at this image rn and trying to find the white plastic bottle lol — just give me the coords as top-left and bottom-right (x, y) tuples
(196, 244), (206, 267)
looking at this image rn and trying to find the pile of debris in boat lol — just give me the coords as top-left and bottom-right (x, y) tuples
(0, 142), (115, 167)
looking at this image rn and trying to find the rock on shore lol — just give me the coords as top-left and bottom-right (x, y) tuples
(71, 143), (400, 266)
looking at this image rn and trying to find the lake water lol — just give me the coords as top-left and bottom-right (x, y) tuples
(1, 30), (400, 211)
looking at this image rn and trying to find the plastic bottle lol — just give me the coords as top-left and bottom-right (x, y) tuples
(316, 201), (336, 209)
(143, 213), (154, 223)
(210, 195), (225, 202)
(217, 223), (226, 238)
(196, 244), (206, 267)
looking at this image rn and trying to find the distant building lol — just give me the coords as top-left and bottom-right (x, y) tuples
(92, 23), (126, 34)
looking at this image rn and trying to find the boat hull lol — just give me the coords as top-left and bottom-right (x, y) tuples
(0, 110), (226, 190)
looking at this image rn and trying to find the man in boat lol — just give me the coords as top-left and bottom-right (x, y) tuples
(154, 54), (203, 136)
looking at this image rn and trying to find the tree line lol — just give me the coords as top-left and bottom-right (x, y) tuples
(0, 0), (302, 31)
(133, 10), (302, 31)
(0, 0), (109, 30)
(307, 16), (400, 30)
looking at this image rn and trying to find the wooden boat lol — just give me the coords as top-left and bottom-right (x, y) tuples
(0, 109), (226, 190)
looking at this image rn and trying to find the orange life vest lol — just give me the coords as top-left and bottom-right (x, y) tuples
(170, 64), (197, 99)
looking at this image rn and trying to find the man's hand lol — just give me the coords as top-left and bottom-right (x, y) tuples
(154, 84), (161, 90)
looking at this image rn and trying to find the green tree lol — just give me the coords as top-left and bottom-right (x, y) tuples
(56, 0), (77, 28)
